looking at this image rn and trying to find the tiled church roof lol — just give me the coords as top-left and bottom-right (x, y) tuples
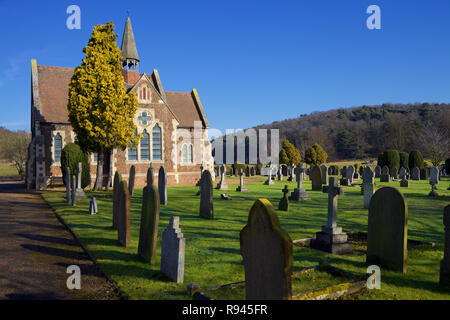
(34, 64), (207, 128)
(165, 92), (204, 128)
(37, 65), (74, 123)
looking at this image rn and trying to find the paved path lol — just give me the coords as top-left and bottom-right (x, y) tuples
(0, 181), (120, 300)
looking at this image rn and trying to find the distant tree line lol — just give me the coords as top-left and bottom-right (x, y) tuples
(252, 103), (450, 162)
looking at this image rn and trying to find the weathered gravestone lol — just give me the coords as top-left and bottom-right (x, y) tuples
(430, 167), (439, 185)
(89, 197), (98, 215)
(311, 165), (322, 191)
(264, 167), (275, 185)
(380, 165), (391, 182)
(277, 166), (283, 181)
(250, 167), (255, 176)
(118, 180), (131, 247)
(281, 165), (288, 176)
(216, 166), (228, 190)
(359, 165), (364, 177)
(236, 169), (248, 192)
(138, 183), (160, 263)
(367, 187), (408, 273)
(390, 167), (398, 180)
(65, 167), (71, 204)
(375, 166), (381, 178)
(278, 185), (289, 211)
(362, 166), (375, 209)
(240, 199), (293, 300)
(199, 170), (214, 219)
(320, 164), (328, 185)
(420, 168), (428, 180)
(161, 216), (185, 283)
(147, 164), (154, 185)
(245, 166), (250, 177)
(112, 171), (121, 229)
(400, 176), (409, 188)
(290, 165), (310, 201)
(411, 167), (420, 180)
(75, 163), (86, 199)
(310, 177), (352, 254)
(128, 165), (136, 196)
(440, 205), (450, 288)
(346, 166), (355, 184)
(71, 175), (76, 206)
(158, 166), (167, 205)
(399, 167), (407, 180)
(429, 167), (439, 196)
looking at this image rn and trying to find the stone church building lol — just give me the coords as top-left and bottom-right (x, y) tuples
(27, 17), (214, 189)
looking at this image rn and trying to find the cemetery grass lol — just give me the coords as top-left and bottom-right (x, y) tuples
(41, 177), (450, 300)
(0, 163), (19, 179)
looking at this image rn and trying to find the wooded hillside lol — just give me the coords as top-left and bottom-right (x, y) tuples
(253, 103), (450, 161)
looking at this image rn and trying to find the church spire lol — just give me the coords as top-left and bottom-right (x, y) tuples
(120, 15), (140, 71)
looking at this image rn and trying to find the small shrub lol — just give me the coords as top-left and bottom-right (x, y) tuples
(61, 143), (91, 189)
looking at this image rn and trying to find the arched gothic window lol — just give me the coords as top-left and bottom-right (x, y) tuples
(152, 124), (162, 160)
(182, 144), (193, 164)
(54, 133), (62, 163)
(140, 130), (150, 161)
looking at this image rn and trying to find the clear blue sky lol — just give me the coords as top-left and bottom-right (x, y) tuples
(1, 0), (450, 134)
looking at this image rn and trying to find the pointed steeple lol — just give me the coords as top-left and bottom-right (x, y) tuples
(121, 16), (140, 71)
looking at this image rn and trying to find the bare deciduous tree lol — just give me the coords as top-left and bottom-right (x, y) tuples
(0, 131), (31, 179)
(417, 122), (450, 167)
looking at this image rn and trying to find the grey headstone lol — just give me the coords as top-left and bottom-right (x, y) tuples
(161, 216), (185, 283)
(320, 164), (328, 185)
(147, 164), (154, 185)
(71, 175), (76, 206)
(311, 177), (352, 254)
(367, 187), (408, 273)
(399, 167), (407, 180)
(311, 165), (322, 191)
(346, 166), (355, 183)
(138, 183), (160, 263)
(128, 165), (136, 196)
(236, 169), (248, 192)
(118, 180), (131, 247)
(430, 167), (439, 185)
(375, 166), (381, 178)
(199, 170), (214, 219)
(380, 165), (391, 182)
(65, 167), (71, 204)
(158, 166), (167, 205)
(411, 167), (420, 180)
(240, 199), (293, 300)
(89, 197), (98, 215)
(290, 165), (310, 201)
(362, 166), (375, 209)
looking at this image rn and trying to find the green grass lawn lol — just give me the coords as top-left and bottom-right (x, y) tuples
(41, 175), (450, 300)
(0, 163), (19, 179)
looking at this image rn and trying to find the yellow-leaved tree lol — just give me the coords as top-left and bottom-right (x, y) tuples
(67, 22), (139, 190)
